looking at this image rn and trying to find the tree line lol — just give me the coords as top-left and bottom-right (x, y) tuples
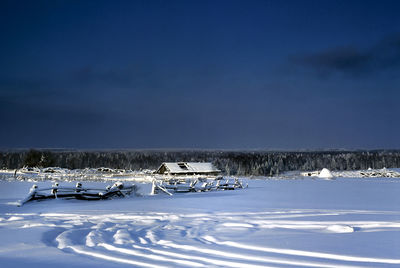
(1, 149), (400, 176)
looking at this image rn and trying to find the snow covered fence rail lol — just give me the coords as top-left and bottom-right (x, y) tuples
(150, 177), (247, 195)
(333, 168), (400, 178)
(0, 167), (154, 182)
(301, 168), (400, 179)
(18, 181), (138, 206)
(16, 175), (247, 206)
(358, 168), (400, 178)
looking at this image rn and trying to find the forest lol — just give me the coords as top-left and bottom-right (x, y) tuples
(1, 149), (400, 176)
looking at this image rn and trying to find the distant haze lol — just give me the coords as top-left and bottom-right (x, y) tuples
(1, 0), (399, 149)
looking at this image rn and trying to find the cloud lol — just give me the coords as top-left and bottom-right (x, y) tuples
(289, 33), (400, 77)
(0, 76), (107, 128)
(0, 78), (55, 99)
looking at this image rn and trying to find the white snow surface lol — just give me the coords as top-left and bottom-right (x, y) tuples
(0, 177), (400, 267)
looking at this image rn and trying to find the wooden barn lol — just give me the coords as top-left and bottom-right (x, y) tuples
(155, 162), (221, 176)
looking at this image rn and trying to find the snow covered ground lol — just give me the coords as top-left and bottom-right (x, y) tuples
(0, 176), (400, 267)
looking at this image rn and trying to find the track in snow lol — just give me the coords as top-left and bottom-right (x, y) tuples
(1, 209), (400, 267)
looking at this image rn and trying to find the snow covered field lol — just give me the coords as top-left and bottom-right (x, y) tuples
(0, 176), (400, 267)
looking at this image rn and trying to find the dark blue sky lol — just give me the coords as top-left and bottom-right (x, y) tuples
(1, 0), (399, 149)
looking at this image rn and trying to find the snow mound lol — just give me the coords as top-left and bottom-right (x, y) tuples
(113, 229), (135, 245)
(326, 225), (354, 233)
(86, 230), (105, 247)
(319, 168), (333, 179)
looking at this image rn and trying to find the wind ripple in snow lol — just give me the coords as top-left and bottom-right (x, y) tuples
(2, 210), (400, 267)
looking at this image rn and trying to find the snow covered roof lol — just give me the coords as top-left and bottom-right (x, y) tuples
(156, 162), (221, 175)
